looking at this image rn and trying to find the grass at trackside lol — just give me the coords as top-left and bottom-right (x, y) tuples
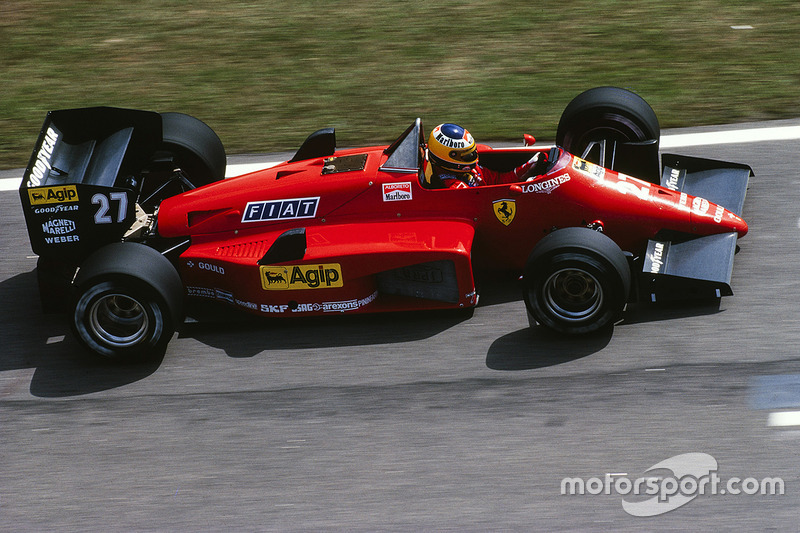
(1, 0), (799, 168)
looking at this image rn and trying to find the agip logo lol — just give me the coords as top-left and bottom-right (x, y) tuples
(28, 185), (79, 206)
(260, 263), (343, 290)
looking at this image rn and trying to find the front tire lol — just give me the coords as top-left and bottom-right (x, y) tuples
(556, 87), (659, 174)
(523, 227), (630, 334)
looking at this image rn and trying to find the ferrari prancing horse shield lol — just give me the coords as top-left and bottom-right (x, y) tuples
(492, 199), (516, 226)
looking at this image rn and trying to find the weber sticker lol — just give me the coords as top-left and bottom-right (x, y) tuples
(383, 182), (412, 202)
(242, 197), (319, 223)
(28, 185), (79, 206)
(260, 263), (343, 290)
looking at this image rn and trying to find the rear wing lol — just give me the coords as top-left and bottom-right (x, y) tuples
(19, 107), (162, 260)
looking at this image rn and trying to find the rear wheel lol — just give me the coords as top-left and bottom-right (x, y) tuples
(136, 112), (226, 212)
(524, 227), (630, 334)
(72, 243), (183, 362)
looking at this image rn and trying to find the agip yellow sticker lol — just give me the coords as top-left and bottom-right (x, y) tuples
(27, 185), (79, 205)
(260, 263), (343, 290)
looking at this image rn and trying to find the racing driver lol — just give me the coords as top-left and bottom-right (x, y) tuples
(424, 123), (547, 189)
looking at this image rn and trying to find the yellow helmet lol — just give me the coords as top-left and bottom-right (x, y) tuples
(427, 123), (478, 173)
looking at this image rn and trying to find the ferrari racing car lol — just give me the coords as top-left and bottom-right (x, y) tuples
(19, 87), (752, 362)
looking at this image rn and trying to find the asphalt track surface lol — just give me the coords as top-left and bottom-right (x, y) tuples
(2, 120), (800, 531)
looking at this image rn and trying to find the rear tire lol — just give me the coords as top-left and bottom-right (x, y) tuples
(136, 112), (226, 211)
(72, 243), (183, 362)
(523, 227), (630, 334)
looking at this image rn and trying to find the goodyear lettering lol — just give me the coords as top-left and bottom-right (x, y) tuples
(26, 127), (59, 187)
(242, 197), (319, 223)
(28, 185), (79, 206)
(649, 242), (665, 274)
(666, 168), (682, 190)
(260, 263), (343, 290)
(34, 204), (79, 214)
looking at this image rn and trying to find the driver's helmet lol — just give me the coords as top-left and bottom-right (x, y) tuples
(427, 123), (479, 174)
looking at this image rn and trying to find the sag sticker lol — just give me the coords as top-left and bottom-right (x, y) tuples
(492, 199), (516, 226)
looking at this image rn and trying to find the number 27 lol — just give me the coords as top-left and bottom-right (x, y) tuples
(91, 192), (128, 224)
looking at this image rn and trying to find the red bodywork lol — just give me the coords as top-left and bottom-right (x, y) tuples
(157, 125), (747, 318)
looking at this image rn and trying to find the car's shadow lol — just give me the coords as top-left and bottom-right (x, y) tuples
(486, 299), (723, 370)
(0, 271), (724, 397)
(0, 271), (164, 398)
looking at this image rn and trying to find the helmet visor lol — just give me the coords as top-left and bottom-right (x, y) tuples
(449, 148), (478, 164)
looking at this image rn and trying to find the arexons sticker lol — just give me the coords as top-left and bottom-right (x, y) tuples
(242, 197), (319, 223)
(260, 263), (343, 290)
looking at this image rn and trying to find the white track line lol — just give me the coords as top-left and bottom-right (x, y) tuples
(3, 122), (800, 192)
(768, 411), (800, 427)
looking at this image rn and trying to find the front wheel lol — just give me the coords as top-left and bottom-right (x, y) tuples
(523, 227), (630, 334)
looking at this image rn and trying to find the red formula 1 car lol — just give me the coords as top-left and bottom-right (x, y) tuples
(19, 87), (752, 362)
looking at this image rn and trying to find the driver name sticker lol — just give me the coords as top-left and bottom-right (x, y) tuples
(242, 197), (319, 223)
(260, 263), (343, 290)
(383, 182), (412, 202)
(572, 157), (605, 180)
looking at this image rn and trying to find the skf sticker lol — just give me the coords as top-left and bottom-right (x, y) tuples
(260, 263), (343, 290)
(492, 199), (516, 226)
(242, 197), (319, 223)
(27, 185), (79, 206)
(572, 157), (605, 180)
(383, 182), (412, 202)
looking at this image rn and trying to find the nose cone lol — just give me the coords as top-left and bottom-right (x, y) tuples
(690, 200), (748, 238)
(730, 212), (748, 237)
